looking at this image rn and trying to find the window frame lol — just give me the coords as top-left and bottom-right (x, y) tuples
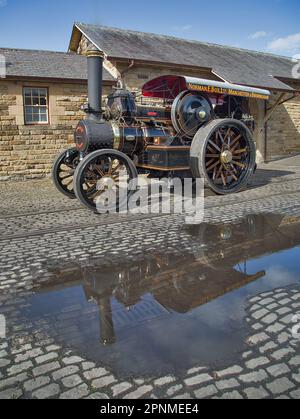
(23, 87), (50, 126)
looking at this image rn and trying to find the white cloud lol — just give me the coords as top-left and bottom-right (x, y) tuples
(173, 24), (192, 32)
(249, 31), (268, 40)
(268, 33), (300, 52)
(0, 0), (7, 7)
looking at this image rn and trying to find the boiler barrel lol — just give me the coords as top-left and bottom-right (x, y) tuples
(75, 120), (173, 154)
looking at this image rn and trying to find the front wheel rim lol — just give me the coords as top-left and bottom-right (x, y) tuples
(75, 151), (137, 212)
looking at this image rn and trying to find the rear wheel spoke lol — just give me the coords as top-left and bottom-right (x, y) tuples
(208, 139), (221, 152)
(218, 130), (225, 145)
(216, 164), (223, 179)
(230, 134), (242, 151)
(206, 158), (217, 167)
(207, 160), (221, 172)
(224, 128), (232, 144)
(221, 171), (227, 186)
(232, 160), (246, 169)
(213, 166), (218, 180)
(226, 167), (238, 181)
(233, 148), (248, 155)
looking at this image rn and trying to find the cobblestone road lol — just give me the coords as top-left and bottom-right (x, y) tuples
(1, 158), (300, 399)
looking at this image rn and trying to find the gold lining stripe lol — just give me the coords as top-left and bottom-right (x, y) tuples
(146, 146), (190, 151)
(111, 122), (123, 151)
(86, 50), (105, 58)
(136, 164), (190, 171)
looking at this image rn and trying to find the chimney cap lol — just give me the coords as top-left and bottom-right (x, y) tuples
(86, 43), (105, 58)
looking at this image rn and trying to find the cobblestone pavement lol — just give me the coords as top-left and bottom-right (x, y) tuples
(1, 158), (300, 399)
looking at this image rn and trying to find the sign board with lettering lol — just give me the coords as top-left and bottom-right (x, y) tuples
(142, 75), (271, 101)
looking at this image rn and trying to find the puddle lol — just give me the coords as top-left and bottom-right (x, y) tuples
(4, 213), (300, 376)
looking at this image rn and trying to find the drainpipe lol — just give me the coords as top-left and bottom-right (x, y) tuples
(264, 101), (268, 162)
(118, 60), (135, 89)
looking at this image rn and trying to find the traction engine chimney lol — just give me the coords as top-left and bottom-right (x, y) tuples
(86, 44), (105, 122)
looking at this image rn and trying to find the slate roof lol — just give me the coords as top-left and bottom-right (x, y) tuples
(72, 23), (298, 91)
(0, 48), (115, 82)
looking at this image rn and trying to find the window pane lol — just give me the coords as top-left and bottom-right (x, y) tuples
(40, 114), (47, 122)
(25, 97), (32, 105)
(32, 89), (39, 97)
(39, 88), (47, 97)
(24, 88), (31, 97)
(26, 106), (34, 114)
(25, 110), (33, 123)
(40, 97), (47, 106)
(33, 97), (39, 106)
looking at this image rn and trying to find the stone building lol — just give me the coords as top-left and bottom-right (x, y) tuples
(0, 48), (115, 180)
(1, 23), (300, 180)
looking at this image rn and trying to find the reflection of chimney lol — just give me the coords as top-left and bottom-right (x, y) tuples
(98, 297), (116, 345)
(86, 44), (105, 122)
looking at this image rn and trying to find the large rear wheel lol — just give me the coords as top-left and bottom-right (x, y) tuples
(190, 119), (256, 194)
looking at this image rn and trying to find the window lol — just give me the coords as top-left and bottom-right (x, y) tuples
(23, 87), (49, 124)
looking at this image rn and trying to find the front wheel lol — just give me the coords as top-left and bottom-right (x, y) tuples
(73, 149), (138, 213)
(190, 119), (256, 195)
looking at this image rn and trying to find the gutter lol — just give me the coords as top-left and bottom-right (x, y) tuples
(3, 75), (115, 85)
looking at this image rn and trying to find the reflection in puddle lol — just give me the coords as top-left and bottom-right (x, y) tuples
(7, 214), (300, 375)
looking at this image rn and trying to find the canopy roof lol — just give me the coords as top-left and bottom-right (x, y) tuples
(142, 75), (271, 101)
(71, 23), (298, 92)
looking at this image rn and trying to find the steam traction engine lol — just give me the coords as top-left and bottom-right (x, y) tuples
(52, 46), (270, 211)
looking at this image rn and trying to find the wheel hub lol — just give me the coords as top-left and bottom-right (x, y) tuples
(97, 176), (115, 191)
(198, 110), (207, 120)
(220, 150), (233, 164)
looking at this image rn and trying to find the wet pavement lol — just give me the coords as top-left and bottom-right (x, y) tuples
(10, 213), (300, 377)
(1, 157), (300, 399)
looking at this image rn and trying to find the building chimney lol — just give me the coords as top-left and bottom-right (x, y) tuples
(86, 44), (105, 122)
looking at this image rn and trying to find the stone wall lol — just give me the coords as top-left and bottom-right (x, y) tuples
(267, 86), (300, 161)
(0, 79), (110, 180)
(117, 62), (220, 92)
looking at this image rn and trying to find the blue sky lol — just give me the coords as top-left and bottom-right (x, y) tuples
(0, 0), (299, 57)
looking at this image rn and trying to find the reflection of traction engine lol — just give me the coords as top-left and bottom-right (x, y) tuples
(42, 214), (300, 347)
(52, 45), (270, 211)
(80, 214), (296, 345)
